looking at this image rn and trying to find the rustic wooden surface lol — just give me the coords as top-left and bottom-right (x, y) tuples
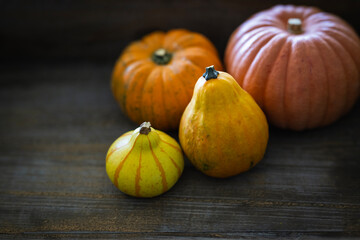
(1, 0), (360, 239)
(1, 62), (360, 239)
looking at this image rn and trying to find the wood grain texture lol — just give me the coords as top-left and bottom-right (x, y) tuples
(0, 63), (359, 239)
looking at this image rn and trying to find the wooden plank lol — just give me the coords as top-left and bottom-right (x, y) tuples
(0, 63), (360, 239)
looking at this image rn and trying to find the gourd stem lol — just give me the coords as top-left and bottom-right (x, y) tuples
(152, 48), (172, 65)
(203, 65), (219, 81)
(139, 122), (151, 135)
(288, 18), (303, 34)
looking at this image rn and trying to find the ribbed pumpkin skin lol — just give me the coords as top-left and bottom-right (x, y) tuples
(112, 29), (223, 131)
(179, 70), (269, 178)
(225, 5), (360, 130)
(106, 126), (184, 198)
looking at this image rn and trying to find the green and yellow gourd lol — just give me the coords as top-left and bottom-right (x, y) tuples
(106, 122), (184, 197)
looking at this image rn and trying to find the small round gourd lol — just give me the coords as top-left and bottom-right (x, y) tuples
(106, 122), (184, 197)
(112, 29), (223, 131)
(179, 66), (269, 178)
(225, 5), (360, 130)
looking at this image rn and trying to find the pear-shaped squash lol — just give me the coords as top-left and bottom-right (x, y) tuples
(179, 66), (269, 178)
(106, 122), (184, 197)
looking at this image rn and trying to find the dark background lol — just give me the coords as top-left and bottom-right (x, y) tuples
(1, 0), (360, 239)
(1, 0), (359, 63)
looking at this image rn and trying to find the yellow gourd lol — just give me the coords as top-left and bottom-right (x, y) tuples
(179, 66), (269, 178)
(106, 122), (184, 197)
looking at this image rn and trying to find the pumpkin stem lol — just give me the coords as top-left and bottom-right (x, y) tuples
(288, 18), (303, 34)
(152, 48), (172, 65)
(203, 65), (219, 81)
(139, 122), (151, 135)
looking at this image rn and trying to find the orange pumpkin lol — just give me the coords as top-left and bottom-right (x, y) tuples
(112, 29), (223, 131)
(225, 5), (360, 130)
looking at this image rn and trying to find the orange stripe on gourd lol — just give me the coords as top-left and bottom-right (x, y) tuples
(159, 138), (182, 153)
(160, 147), (182, 177)
(114, 135), (139, 188)
(105, 132), (133, 162)
(147, 136), (168, 193)
(135, 142), (143, 197)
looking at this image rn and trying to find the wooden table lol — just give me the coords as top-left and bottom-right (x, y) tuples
(1, 61), (360, 239)
(1, 1), (360, 239)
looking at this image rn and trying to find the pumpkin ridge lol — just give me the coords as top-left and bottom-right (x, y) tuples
(177, 50), (204, 70)
(225, 25), (248, 63)
(233, 29), (275, 62)
(161, 67), (185, 128)
(321, 36), (353, 117)
(303, 40), (314, 129)
(150, 68), (169, 128)
(251, 34), (288, 108)
(320, 29), (360, 69)
(177, 47), (222, 72)
(113, 134), (140, 188)
(282, 40), (292, 129)
(286, 39), (314, 129)
(226, 28), (266, 67)
(163, 29), (190, 51)
(116, 63), (137, 111)
(237, 17), (275, 37)
(157, 67), (169, 129)
(331, 22), (360, 40)
(324, 35), (353, 118)
(316, 14), (359, 40)
(242, 33), (281, 92)
(230, 31), (269, 75)
(147, 136), (168, 192)
(323, 27), (360, 47)
(121, 61), (150, 106)
(233, 32), (278, 86)
(140, 68), (157, 126)
(305, 38), (328, 127)
(263, 37), (289, 116)
(313, 37), (333, 125)
(125, 63), (153, 123)
(168, 62), (191, 100)
(180, 58), (206, 96)
(323, 30), (360, 95)
(172, 34), (197, 51)
(331, 26), (360, 45)
(301, 6), (320, 19)
(159, 68), (175, 129)
(121, 51), (152, 67)
(143, 32), (166, 50)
